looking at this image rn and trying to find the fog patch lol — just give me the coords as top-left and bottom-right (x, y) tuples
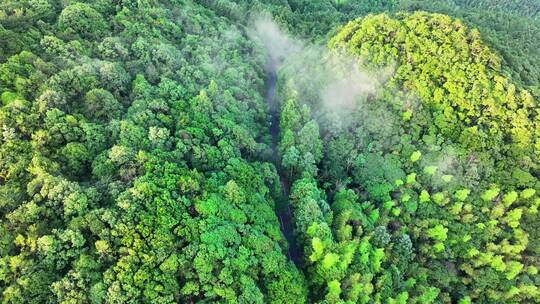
(248, 14), (303, 71)
(248, 14), (392, 116)
(319, 55), (377, 110)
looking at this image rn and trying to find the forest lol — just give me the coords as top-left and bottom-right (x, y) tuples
(0, 0), (539, 303)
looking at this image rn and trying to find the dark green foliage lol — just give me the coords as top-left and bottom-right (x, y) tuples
(57, 3), (108, 39)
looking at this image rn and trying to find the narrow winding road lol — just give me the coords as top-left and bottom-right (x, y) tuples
(265, 66), (302, 266)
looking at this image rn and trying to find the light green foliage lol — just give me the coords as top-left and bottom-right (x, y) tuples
(406, 173), (416, 184)
(491, 255), (507, 272)
(521, 188), (536, 199)
(432, 192), (446, 205)
(482, 187), (501, 202)
(506, 261), (524, 280)
(427, 224), (448, 241)
(419, 190), (430, 203)
(454, 189), (470, 201)
(310, 237), (325, 262)
(503, 191), (518, 207)
(322, 253), (340, 269)
(504, 208), (523, 228)
(410, 151), (421, 162)
(326, 280), (341, 303)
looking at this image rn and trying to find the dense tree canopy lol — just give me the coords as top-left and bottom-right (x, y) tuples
(1, 0), (539, 303)
(0, 1), (306, 302)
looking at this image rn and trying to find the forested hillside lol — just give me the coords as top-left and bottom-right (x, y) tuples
(1, 0), (539, 303)
(276, 12), (539, 302)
